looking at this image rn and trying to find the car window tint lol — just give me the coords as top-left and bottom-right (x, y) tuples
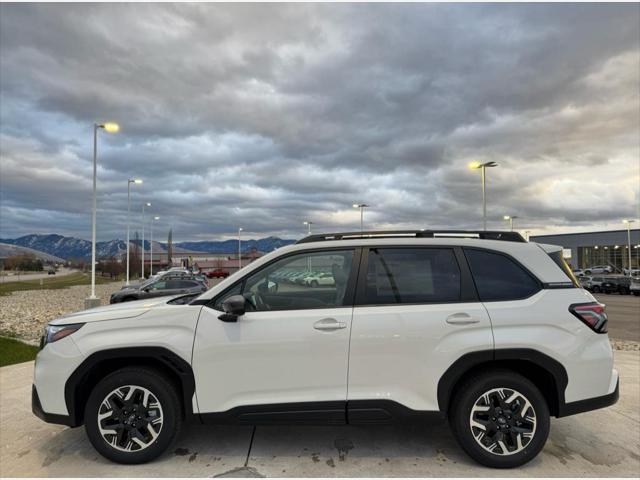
(212, 283), (242, 311)
(364, 248), (461, 304)
(151, 281), (167, 289)
(240, 250), (354, 311)
(465, 249), (539, 301)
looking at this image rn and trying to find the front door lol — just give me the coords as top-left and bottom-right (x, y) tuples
(192, 248), (358, 420)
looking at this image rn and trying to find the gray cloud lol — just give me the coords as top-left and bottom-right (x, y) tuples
(0, 3), (638, 242)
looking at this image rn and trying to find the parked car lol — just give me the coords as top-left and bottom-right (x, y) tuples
(623, 267), (640, 276)
(572, 268), (585, 277)
(110, 275), (206, 303)
(578, 275), (592, 290)
(47, 268), (56, 275)
(631, 276), (640, 296)
(33, 229), (617, 468)
(583, 265), (613, 275)
(303, 271), (336, 287)
(600, 276), (631, 295)
(587, 276), (606, 293)
(206, 269), (229, 279)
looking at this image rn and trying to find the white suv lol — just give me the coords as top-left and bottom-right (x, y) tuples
(32, 230), (618, 468)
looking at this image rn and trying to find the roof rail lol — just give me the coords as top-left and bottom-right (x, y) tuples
(296, 229), (526, 244)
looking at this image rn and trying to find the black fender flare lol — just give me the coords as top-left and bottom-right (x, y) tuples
(437, 348), (569, 416)
(64, 347), (196, 427)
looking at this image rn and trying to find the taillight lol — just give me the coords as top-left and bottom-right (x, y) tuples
(569, 302), (608, 333)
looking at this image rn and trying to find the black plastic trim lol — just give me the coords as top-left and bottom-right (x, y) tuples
(437, 348), (569, 416)
(558, 378), (619, 417)
(200, 401), (346, 425)
(64, 347), (196, 427)
(199, 400), (443, 425)
(297, 230), (526, 244)
(32, 384), (75, 427)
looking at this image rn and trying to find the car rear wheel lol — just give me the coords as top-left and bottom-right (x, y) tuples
(84, 367), (181, 464)
(592, 286), (600, 293)
(449, 369), (550, 468)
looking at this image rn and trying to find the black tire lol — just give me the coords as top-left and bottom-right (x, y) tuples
(449, 369), (550, 468)
(592, 286), (600, 293)
(634, 291), (640, 296)
(84, 367), (182, 464)
(310, 280), (319, 288)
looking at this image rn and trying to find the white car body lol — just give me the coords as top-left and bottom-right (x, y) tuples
(584, 265), (613, 274)
(32, 232), (619, 467)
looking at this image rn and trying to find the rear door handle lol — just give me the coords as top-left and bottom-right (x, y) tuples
(446, 313), (480, 325)
(314, 318), (347, 331)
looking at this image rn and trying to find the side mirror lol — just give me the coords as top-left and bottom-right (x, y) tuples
(218, 294), (246, 322)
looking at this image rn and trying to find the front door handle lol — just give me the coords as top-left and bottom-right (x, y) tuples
(446, 313), (480, 325)
(314, 318), (347, 331)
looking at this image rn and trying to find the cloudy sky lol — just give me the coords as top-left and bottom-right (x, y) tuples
(1, 3), (638, 242)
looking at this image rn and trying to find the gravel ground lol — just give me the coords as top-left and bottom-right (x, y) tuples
(0, 282), (123, 342)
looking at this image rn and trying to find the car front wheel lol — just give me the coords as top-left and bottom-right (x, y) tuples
(449, 369), (550, 468)
(84, 367), (182, 464)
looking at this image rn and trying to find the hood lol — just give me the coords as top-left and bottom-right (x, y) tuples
(48, 295), (178, 326)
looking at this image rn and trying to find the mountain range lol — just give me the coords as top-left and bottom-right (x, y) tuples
(0, 234), (296, 260)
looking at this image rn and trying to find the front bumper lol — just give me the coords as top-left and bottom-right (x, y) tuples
(32, 385), (75, 427)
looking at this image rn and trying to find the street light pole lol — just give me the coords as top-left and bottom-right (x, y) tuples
(238, 227), (243, 270)
(623, 219), (635, 274)
(86, 122), (119, 309)
(141, 202), (151, 279)
(503, 215), (519, 232)
(303, 221), (314, 235)
(126, 178), (142, 286)
(352, 204), (369, 232)
(468, 161), (498, 231)
(150, 216), (159, 276)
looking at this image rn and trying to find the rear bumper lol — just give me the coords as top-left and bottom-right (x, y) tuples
(32, 385), (76, 427)
(558, 376), (619, 417)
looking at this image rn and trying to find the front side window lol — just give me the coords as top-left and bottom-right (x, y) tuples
(363, 248), (461, 304)
(212, 249), (354, 312)
(465, 249), (540, 301)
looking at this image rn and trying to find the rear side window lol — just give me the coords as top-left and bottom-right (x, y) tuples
(546, 250), (580, 287)
(464, 249), (540, 301)
(364, 248), (461, 304)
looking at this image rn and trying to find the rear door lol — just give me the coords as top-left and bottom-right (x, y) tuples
(347, 246), (493, 414)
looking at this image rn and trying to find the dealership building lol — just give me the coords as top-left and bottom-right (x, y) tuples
(530, 228), (640, 271)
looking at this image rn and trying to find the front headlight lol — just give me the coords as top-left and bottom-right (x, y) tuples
(40, 323), (84, 349)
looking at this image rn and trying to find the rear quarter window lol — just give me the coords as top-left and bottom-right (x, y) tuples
(464, 248), (540, 302)
(545, 250), (580, 287)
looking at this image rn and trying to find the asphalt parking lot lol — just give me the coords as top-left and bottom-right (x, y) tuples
(594, 293), (640, 342)
(1, 350), (638, 477)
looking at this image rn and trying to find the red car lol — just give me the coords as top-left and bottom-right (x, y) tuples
(206, 268), (229, 279)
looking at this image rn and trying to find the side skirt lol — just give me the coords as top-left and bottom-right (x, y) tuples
(199, 400), (443, 426)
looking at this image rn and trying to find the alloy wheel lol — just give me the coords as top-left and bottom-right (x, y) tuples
(469, 387), (537, 456)
(97, 385), (164, 452)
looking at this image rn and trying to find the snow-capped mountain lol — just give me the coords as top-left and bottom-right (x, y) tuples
(0, 234), (296, 259)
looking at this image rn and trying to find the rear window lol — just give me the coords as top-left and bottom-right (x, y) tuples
(464, 249), (540, 302)
(546, 250), (580, 287)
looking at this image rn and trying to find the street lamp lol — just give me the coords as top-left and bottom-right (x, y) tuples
(352, 204), (369, 232)
(623, 219), (635, 274)
(86, 121), (119, 309)
(503, 215), (519, 231)
(125, 178), (142, 286)
(141, 202), (151, 278)
(238, 227), (243, 270)
(468, 161), (498, 231)
(150, 216), (160, 276)
(303, 221), (314, 235)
